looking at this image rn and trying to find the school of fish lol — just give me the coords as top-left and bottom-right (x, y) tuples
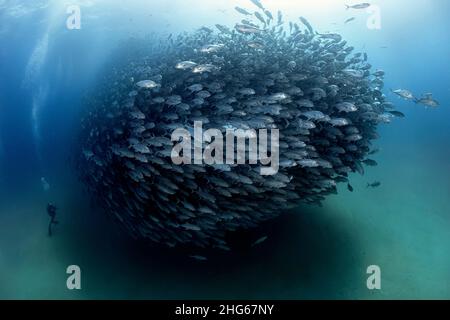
(76, 0), (404, 250)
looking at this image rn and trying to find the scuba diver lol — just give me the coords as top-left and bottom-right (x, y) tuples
(47, 203), (59, 237)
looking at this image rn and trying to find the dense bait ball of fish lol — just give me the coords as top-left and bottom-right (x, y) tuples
(78, 14), (396, 250)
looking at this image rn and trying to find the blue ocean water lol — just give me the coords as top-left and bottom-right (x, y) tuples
(0, 0), (449, 299)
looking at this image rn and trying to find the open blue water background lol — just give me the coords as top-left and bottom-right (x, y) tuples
(0, 0), (449, 299)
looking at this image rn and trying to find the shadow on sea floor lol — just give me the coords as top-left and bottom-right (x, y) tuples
(0, 165), (366, 299)
(52, 177), (364, 299)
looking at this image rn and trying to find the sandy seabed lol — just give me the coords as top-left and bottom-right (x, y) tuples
(1, 126), (449, 300)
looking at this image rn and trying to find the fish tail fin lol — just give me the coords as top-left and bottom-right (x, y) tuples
(345, 5), (350, 10)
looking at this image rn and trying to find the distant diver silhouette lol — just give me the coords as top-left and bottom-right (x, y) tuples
(47, 203), (59, 237)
